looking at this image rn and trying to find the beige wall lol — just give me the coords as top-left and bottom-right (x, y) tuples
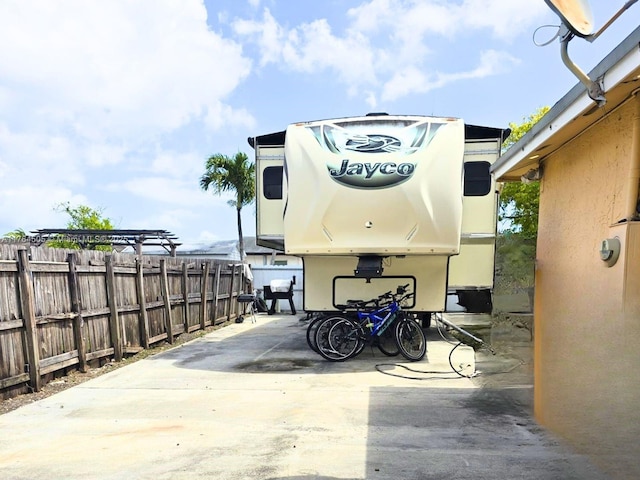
(534, 98), (640, 478)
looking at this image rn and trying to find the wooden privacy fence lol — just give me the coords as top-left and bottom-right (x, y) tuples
(0, 245), (248, 399)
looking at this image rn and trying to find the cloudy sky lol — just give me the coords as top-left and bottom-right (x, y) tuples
(0, 0), (637, 251)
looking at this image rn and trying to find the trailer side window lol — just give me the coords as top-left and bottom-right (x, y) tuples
(463, 161), (491, 196)
(263, 166), (283, 199)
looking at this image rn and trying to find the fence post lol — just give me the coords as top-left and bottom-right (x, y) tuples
(227, 264), (237, 322)
(17, 248), (41, 392)
(105, 255), (123, 361)
(160, 259), (174, 344)
(199, 262), (210, 330)
(182, 262), (191, 332)
(67, 252), (87, 373)
(212, 263), (221, 324)
(136, 259), (150, 349)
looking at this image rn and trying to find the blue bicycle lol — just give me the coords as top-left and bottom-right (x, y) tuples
(306, 292), (398, 357)
(314, 285), (426, 362)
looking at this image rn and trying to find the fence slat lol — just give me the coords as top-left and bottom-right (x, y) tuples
(213, 263), (221, 323)
(105, 255), (123, 361)
(0, 373), (30, 390)
(0, 261), (18, 272)
(181, 262), (190, 332)
(39, 350), (79, 369)
(149, 332), (168, 344)
(17, 249), (41, 392)
(200, 262), (210, 330)
(86, 347), (114, 361)
(136, 260), (150, 349)
(35, 313), (77, 325)
(160, 259), (174, 344)
(227, 264), (237, 322)
(67, 253), (87, 373)
(0, 319), (23, 331)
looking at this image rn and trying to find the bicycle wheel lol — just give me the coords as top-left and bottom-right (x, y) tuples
(376, 324), (400, 356)
(347, 314), (368, 359)
(395, 315), (426, 361)
(315, 316), (361, 362)
(306, 314), (328, 354)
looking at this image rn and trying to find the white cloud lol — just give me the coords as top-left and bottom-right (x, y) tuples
(348, 0), (455, 37)
(0, 124), (84, 186)
(150, 151), (204, 180)
(106, 176), (223, 208)
(233, 8), (285, 67)
(233, 9), (378, 90)
(0, 0), (255, 236)
(381, 49), (520, 101)
(284, 19), (376, 85)
(232, 1), (546, 103)
(365, 91), (378, 109)
(0, 1), (252, 142)
(469, 49), (521, 77)
(85, 144), (128, 168)
(348, 0), (548, 40)
(381, 66), (429, 102)
(176, 229), (225, 251)
(204, 101), (256, 131)
(0, 185), (87, 232)
(461, 0), (549, 39)
(131, 208), (200, 231)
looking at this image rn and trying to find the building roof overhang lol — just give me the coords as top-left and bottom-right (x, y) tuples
(492, 25), (640, 182)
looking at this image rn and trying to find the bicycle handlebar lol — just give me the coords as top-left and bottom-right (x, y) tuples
(378, 285), (413, 304)
(339, 285), (413, 311)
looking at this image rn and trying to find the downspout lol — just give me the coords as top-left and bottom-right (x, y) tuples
(625, 90), (640, 220)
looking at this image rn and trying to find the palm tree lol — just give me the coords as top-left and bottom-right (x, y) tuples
(200, 152), (255, 260)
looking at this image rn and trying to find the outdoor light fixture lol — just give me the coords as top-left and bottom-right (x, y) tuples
(521, 167), (542, 184)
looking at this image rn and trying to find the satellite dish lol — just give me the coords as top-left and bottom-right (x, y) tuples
(544, 0), (594, 38)
(541, 0), (639, 106)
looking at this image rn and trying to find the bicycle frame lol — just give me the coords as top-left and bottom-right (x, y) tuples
(311, 286), (423, 362)
(357, 301), (400, 337)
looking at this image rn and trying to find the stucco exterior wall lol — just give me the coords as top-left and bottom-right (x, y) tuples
(534, 98), (640, 478)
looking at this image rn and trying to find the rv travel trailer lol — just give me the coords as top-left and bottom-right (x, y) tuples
(249, 113), (509, 319)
